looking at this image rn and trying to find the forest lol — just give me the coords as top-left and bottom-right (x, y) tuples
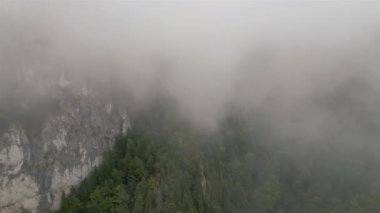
(59, 97), (380, 213)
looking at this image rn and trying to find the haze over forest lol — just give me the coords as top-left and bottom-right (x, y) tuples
(0, 1), (379, 212)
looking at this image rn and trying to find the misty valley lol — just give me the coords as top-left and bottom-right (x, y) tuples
(0, 1), (379, 213)
(59, 97), (380, 213)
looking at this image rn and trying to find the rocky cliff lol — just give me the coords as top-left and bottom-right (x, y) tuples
(0, 77), (129, 212)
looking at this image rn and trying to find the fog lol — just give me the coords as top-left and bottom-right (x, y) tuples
(0, 1), (379, 143)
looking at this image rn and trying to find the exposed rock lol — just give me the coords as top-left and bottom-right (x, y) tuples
(0, 83), (129, 212)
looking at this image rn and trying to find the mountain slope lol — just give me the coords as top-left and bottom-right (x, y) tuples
(59, 101), (380, 213)
(0, 82), (129, 212)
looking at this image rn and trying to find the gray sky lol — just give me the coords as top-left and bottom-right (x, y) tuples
(0, 1), (378, 132)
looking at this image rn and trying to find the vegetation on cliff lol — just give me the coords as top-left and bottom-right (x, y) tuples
(59, 99), (380, 213)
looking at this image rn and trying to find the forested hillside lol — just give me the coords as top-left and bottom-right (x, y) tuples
(59, 98), (380, 213)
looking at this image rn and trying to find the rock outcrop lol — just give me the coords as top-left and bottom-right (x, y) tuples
(0, 80), (129, 212)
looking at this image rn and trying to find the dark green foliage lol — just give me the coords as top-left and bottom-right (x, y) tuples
(59, 100), (380, 213)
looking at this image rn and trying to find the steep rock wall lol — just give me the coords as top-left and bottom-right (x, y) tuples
(0, 84), (129, 212)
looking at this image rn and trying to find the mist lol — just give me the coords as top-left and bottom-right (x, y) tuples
(3, 2), (380, 212)
(0, 1), (379, 140)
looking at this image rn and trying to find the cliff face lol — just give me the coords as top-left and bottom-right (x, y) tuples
(0, 79), (129, 212)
